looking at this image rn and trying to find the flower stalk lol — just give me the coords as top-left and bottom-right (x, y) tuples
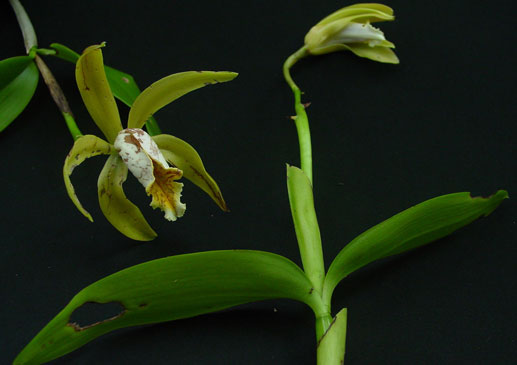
(283, 3), (400, 363)
(34, 55), (82, 140)
(9, 0), (83, 141)
(283, 46), (312, 183)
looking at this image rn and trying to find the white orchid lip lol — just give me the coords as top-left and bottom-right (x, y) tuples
(114, 128), (186, 221)
(115, 128), (168, 188)
(328, 22), (386, 47)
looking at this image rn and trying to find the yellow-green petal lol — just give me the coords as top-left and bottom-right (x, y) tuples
(63, 135), (114, 222)
(127, 71), (238, 130)
(98, 154), (157, 241)
(76, 44), (123, 143)
(153, 134), (228, 211)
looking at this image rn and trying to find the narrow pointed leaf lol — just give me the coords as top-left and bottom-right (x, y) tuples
(14, 250), (320, 364)
(153, 134), (227, 211)
(323, 190), (508, 303)
(63, 135), (113, 222)
(287, 165), (325, 293)
(128, 71), (238, 129)
(317, 308), (347, 365)
(98, 154), (157, 241)
(50, 43), (80, 64)
(76, 44), (122, 143)
(51, 43), (161, 135)
(103, 65), (140, 107)
(104, 66), (162, 135)
(0, 56), (39, 132)
(9, 0), (38, 52)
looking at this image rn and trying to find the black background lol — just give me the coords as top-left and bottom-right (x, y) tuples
(2, 1), (516, 364)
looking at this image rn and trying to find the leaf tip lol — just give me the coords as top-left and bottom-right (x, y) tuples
(472, 189), (509, 217)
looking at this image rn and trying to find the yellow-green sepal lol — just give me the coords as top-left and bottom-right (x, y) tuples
(153, 134), (228, 211)
(98, 155), (157, 241)
(343, 43), (399, 64)
(315, 4), (394, 26)
(127, 71), (238, 129)
(63, 135), (114, 222)
(76, 44), (123, 143)
(310, 40), (399, 63)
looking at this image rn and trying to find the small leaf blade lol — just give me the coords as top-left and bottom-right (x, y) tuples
(14, 250), (317, 364)
(0, 56), (39, 132)
(323, 190), (508, 302)
(50, 43), (80, 64)
(287, 165), (325, 293)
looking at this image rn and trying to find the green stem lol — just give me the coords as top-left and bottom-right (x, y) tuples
(10, 0), (81, 141)
(283, 46), (313, 184)
(315, 312), (333, 340)
(34, 55), (82, 140)
(9, 0), (37, 54)
(284, 47), (333, 343)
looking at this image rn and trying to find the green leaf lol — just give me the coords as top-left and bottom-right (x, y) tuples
(14, 250), (321, 364)
(63, 134), (113, 222)
(103, 66), (162, 135)
(51, 43), (161, 134)
(128, 71), (238, 129)
(153, 134), (228, 211)
(104, 65), (141, 108)
(316, 308), (347, 365)
(323, 190), (508, 305)
(49, 43), (80, 64)
(98, 154), (157, 241)
(287, 165), (325, 293)
(0, 56), (39, 132)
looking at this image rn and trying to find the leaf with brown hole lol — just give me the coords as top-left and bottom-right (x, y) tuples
(14, 250), (323, 364)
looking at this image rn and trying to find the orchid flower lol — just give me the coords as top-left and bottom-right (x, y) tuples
(304, 3), (399, 63)
(64, 44), (237, 241)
